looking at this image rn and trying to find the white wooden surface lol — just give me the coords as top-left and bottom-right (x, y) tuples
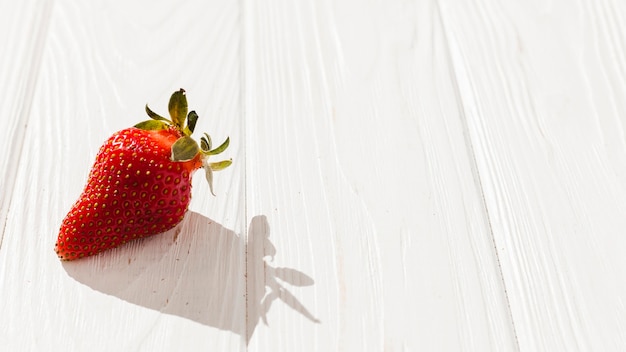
(1, 0), (626, 351)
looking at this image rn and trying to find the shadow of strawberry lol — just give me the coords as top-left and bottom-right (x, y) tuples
(62, 213), (318, 344)
(245, 215), (320, 343)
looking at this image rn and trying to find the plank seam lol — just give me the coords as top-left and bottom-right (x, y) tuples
(241, 0), (250, 348)
(433, 0), (521, 350)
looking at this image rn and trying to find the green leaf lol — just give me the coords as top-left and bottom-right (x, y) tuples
(185, 110), (198, 135)
(170, 136), (200, 162)
(203, 133), (212, 150)
(209, 159), (232, 171)
(134, 120), (169, 130)
(145, 104), (167, 121)
(207, 137), (230, 155)
(168, 89), (188, 129)
(200, 136), (210, 152)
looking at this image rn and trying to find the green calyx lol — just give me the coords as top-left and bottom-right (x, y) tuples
(134, 88), (232, 195)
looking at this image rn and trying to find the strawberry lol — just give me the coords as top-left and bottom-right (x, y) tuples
(55, 89), (231, 260)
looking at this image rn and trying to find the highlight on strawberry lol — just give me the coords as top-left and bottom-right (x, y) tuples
(55, 89), (231, 261)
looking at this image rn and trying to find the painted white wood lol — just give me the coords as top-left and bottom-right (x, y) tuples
(244, 0), (515, 350)
(0, 0), (53, 247)
(2, 0), (626, 351)
(439, 0), (626, 350)
(0, 0), (245, 351)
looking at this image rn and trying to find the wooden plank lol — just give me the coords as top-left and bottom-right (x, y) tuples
(0, 0), (245, 350)
(439, 0), (626, 349)
(244, 0), (517, 350)
(0, 0), (53, 246)
(9, 0), (624, 349)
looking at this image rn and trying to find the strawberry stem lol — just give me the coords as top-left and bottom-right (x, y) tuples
(136, 88), (232, 194)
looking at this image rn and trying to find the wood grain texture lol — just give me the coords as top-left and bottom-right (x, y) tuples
(2, 0), (626, 350)
(0, 0), (53, 247)
(244, 0), (515, 350)
(0, 0), (245, 350)
(439, 0), (626, 350)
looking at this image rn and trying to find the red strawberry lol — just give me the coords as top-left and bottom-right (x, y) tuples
(56, 89), (231, 260)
